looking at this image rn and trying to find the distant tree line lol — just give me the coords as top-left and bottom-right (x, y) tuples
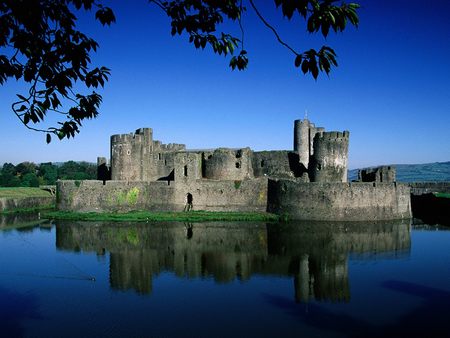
(0, 161), (97, 187)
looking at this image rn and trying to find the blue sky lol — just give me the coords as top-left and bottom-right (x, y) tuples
(0, 0), (449, 168)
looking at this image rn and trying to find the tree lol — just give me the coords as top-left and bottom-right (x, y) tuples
(0, 0), (115, 142)
(15, 161), (37, 176)
(38, 162), (58, 185)
(1, 0), (359, 142)
(57, 160), (96, 180)
(21, 172), (40, 187)
(0, 163), (20, 186)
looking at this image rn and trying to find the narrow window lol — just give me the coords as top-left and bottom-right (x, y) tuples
(260, 160), (265, 167)
(235, 162), (241, 169)
(158, 153), (161, 160)
(184, 165), (188, 177)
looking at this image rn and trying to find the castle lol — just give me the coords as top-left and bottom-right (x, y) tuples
(57, 119), (411, 221)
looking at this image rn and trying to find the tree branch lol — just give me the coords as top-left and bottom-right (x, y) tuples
(248, 0), (300, 56)
(238, 0), (245, 50)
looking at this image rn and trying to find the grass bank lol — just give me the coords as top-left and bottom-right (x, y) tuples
(0, 205), (55, 215)
(0, 187), (53, 198)
(43, 210), (280, 222)
(434, 192), (450, 199)
(0, 187), (55, 214)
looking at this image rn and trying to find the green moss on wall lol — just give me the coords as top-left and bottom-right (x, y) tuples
(115, 187), (140, 206)
(127, 187), (139, 205)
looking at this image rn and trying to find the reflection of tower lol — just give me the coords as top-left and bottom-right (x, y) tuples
(292, 253), (350, 303)
(308, 254), (350, 302)
(55, 220), (411, 301)
(294, 254), (311, 303)
(109, 250), (159, 295)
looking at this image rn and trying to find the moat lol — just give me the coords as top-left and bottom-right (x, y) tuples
(1, 216), (449, 337)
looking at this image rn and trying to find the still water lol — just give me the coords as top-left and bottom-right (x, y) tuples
(1, 215), (449, 338)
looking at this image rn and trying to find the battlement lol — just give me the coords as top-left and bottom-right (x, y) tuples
(315, 131), (350, 141)
(154, 141), (186, 152)
(111, 128), (153, 144)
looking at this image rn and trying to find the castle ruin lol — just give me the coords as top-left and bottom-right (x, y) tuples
(57, 119), (411, 221)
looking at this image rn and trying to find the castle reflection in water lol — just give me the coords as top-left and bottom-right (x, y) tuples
(56, 221), (411, 303)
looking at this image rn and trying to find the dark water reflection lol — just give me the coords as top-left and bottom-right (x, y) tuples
(1, 215), (449, 337)
(55, 220), (411, 301)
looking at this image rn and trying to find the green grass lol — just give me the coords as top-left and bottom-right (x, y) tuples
(434, 192), (450, 199)
(0, 187), (53, 198)
(42, 210), (280, 222)
(0, 205), (55, 215)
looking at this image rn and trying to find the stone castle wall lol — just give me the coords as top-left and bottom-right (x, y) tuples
(267, 180), (411, 221)
(110, 128), (185, 181)
(57, 178), (412, 221)
(252, 151), (307, 179)
(203, 148), (253, 180)
(57, 119), (415, 221)
(358, 166), (396, 183)
(309, 131), (350, 183)
(408, 182), (450, 195)
(57, 178), (268, 213)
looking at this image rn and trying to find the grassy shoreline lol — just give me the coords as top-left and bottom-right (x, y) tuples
(43, 210), (280, 222)
(434, 192), (450, 199)
(0, 187), (53, 198)
(0, 205), (55, 215)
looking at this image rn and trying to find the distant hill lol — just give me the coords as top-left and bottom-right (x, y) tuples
(348, 161), (450, 182)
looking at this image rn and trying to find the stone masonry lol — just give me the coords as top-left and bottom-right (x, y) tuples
(56, 119), (412, 221)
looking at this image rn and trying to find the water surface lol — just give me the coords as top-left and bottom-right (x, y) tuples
(1, 215), (449, 337)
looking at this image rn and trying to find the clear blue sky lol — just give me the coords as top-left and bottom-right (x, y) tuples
(0, 0), (449, 169)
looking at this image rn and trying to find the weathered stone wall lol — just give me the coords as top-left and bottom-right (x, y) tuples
(294, 119), (311, 169)
(178, 178), (268, 211)
(109, 128), (186, 182)
(57, 180), (176, 212)
(56, 178), (268, 212)
(173, 152), (202, 182)
(310, 131), (350, 183)
(358, 166), (396, 183)
(110, 129), (152, 181)
(293, 119), (325, 172)
(408, 182), (450, 195)
(252, 151), (306, 179)
(203, 148), (253, 180)
(267, 180), (411, 221)
(0, 196), (55, 212)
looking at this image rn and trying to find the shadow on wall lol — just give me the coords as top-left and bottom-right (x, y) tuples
(411, 193), (450, 226)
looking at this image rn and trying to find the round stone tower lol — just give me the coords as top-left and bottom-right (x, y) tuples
(309, 131), (350, 182)
(294, 119), (311, 169)
(203, 148), (253, 180)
